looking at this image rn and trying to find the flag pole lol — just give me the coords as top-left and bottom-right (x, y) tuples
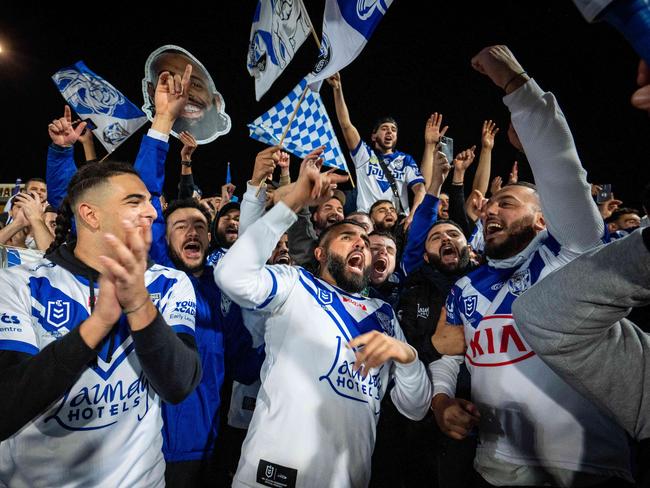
(300, 0), (322, 52)
(299, 1), (355, 189)
(255, 85), (309, 197)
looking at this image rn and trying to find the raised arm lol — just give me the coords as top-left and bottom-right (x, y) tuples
(327, 72), (361, 151)
(77, 126), (97, 162)
(447, 146), (476, 237)
(46, 105), (87, 209)
(178, 131), (197, 200)
(215, 156), (348, 310)
(513, 228), (650, 440)
(15, 193), (53, 251)
(472, 45), (603, 252)
(420, 113), (449, 187)
(471, 120), (498, 196)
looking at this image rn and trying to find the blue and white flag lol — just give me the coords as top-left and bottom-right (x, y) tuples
(307, 0), (393, 90)
(52, 61), (147, 153)
(247, 0), (311, 101)
(248, 78), (349, 172)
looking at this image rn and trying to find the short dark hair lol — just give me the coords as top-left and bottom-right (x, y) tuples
(428, 219), (466, 236)
(369, 199), (396, 215)
(46, 161), (139, 255)
(26, 177), (46, 186)
(372, 116), (398, 134)
(347, 211), (370, 219)
(163, 198), (212, 225)
(605, 207), (640, 224)
(369, 229), (396, 245)
(316, 219), (367, 248)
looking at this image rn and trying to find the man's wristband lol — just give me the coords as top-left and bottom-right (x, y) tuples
(181, 160), (192, 167)
(123, 297), (150, 315)
(503, 71), (528, 92)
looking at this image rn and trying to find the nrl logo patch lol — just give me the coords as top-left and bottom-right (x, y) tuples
(46, 299), (70, 328)
(463, 295), (478, 317)
(317, 288), (333, 305)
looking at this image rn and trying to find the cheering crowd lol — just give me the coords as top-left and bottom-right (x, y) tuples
(0, 43), (649, 488)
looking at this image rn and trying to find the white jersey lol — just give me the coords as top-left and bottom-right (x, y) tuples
(214, 203), (431, 488)
(0, 259), (196, 488)
(431, 78), (635, 485)
(434, 231), (631, 481)
(351, 141), (424, 213)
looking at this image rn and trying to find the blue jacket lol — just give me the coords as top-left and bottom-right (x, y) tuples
(46, 134), (264, 462)
(401, 193), (440, 275)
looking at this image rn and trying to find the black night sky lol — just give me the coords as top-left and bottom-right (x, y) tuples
(1, 2), (648, 208)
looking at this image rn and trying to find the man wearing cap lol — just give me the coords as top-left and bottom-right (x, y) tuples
(327, 72), (426, 228)
(207, 201), (240, 266)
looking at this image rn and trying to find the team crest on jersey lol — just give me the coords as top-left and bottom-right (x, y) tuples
(221, 293), (232, 315)
(508, 269), (531, 296)
(463, 295), (478, 318)
(376, 311), (394, 336)
(317, 289), (333, 305)
(392, 156), (404, 171)
(46, 300), (70, 328)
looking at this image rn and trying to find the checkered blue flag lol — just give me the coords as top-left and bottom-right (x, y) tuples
(248, 78), (349, 172)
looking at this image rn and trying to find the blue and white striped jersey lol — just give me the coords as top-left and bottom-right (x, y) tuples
(0, 258), (196, 488)
(439, 230), (631, 479)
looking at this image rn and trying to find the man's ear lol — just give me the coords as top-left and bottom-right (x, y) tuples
(423, 252), (429, 264)
(314, 246), (326, 266)
(533, 211), (546, 232)
(77, 202), (100, 231)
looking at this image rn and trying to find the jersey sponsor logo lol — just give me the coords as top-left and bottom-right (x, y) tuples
(417, 304), (429, 319)
(342, 295), (367, 311)
(45, 370), (152, 431)
(46, 299), (70, 328)
(0, 313), (19, 324)
(465, 315), (535, 367)
(320, 336), (383, 410)
(463, 295), (477, 318)
(491, 282), (505, 291)
(508, 269), (531, 296)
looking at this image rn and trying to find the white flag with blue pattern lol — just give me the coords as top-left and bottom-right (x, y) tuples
(247, 0), (311, 101)
(248, 78), (348, 171)
(52, 61), (147, 153)
(307, 0), (393, 90)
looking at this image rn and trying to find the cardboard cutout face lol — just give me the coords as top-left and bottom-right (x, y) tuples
(142, 45), (231, 144)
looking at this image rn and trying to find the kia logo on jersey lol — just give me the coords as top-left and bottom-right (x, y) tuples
(46, 300), (70, 328)
(465, 315), (535, 367)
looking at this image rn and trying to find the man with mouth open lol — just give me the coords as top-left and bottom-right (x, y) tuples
(143, 45), (231, 145)
(214, 157), (432, 488)
(135, 66), (263, 486)
(430, 46), (632, 487)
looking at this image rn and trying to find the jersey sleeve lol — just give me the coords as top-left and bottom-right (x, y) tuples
(404, 155), (425, 188)
(349, 141), (372, 170)
(160, 272), (197, 337)
(0, 269), (39, 355)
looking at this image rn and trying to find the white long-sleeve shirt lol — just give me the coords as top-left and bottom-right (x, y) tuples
(215, 202), (431, 488)
(430, 79), (631, 486)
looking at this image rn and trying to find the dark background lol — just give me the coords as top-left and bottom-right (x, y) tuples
(1, 2), (648, 208)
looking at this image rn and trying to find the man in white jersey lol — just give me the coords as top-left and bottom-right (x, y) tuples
(0, 66), (202, 488)
(429, 46), (633, 487)
(327, 72), (426, 223)
(214, 158), (432, 488)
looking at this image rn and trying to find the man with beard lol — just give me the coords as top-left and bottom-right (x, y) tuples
(430, 46), (632, 487)
(214, 157), (431, 488)
(206, 202), (240, 266)
(328, 72), (426, 225)
(370, 137), (475, 488)
(369, 200), (399, 232)
(133, 73), (263, 485)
